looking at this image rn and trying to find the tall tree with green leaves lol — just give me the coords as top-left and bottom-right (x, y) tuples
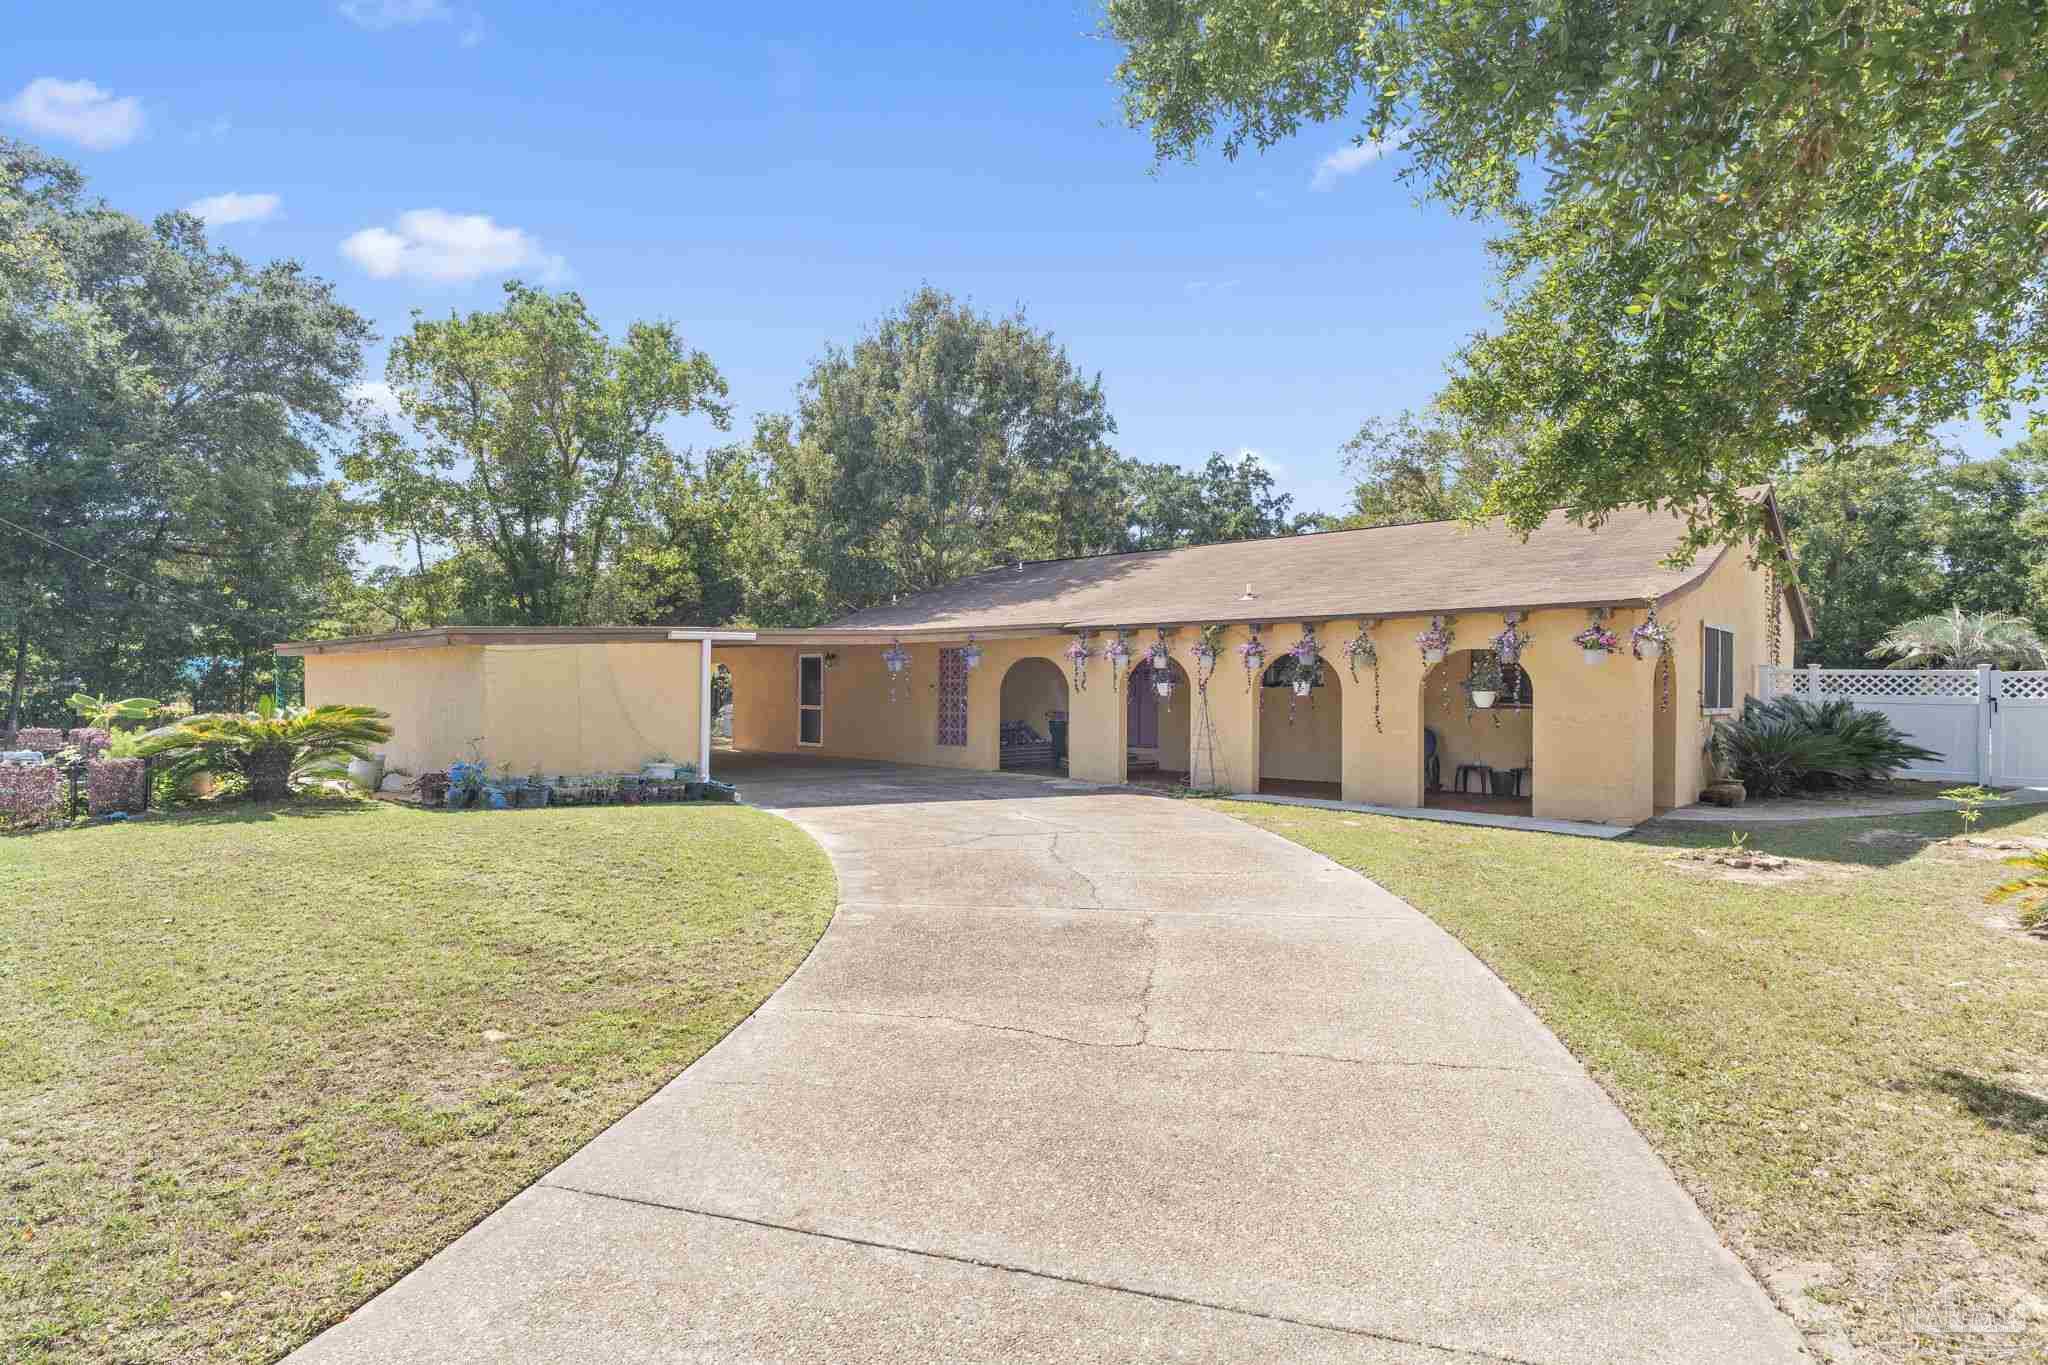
(1117, 451), (1302, 549)
(353, 283), (731, 625)
(1, 137), (370, 729)
(1104, 0), (2048, 554)
(1334, 406), (1528, 528)
(780, 285), (1123, 609)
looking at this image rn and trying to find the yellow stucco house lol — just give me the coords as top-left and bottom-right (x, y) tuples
(278, 494), (1809, 826)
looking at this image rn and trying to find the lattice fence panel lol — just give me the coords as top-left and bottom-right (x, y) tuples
(1998, 672), (2048, 702)
(1807, 669), (1980, 701)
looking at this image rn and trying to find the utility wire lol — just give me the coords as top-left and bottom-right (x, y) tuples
(0, 511), (296, 647)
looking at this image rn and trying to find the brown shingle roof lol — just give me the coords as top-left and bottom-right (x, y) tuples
(826, 501), (1782, 633)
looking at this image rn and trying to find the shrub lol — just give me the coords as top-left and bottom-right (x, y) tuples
(1752, 696), (1939, 787)
(1711, 705), (1856, 798)
(1710, 695), (1937, 797)
(0, 764), (63, 829)
(69, 728), (111, 760)
(87, 758), (148, 815)
(137, 699), (393, 803)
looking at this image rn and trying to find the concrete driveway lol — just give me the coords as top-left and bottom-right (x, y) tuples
(293, 756), (1805, 1364)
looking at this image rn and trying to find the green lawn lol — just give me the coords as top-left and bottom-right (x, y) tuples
(0, 797), (836, 1364)
(1209, 799), (2048, 1363)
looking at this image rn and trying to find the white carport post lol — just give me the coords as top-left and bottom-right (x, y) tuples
(670, 630), (758, 783)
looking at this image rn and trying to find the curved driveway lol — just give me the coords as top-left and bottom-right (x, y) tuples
(294, 757), (1805, 1365)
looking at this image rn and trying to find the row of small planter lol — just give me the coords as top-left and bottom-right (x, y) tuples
(418, 772), (738, 810)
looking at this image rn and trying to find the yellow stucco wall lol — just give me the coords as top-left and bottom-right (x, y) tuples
(706, 545), (1794, 824)
(1257, 664), (1343, 783)
(480, 643), (702, 779)
(304, 645), (484, 775)
(302, 641), (702, 777)
(1655, 548), (1798, 808)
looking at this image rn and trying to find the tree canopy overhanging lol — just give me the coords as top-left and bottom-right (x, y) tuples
(1104, 0), (2048, 552)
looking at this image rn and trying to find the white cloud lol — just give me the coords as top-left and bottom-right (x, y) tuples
(340, 209), (566, 285)
(348, 381), (403, 421)
(339, 0), (451, 28)
(187, 192), (281, 226)
(1310, 139), (1392, 191)
(4, 77), (144, 150)
(1184, 279), (1242, 298)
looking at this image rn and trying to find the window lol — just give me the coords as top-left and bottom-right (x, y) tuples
(1702, 626), (1736, 711)
(936, 647), (968, 747)
(798, 654), (824, 745)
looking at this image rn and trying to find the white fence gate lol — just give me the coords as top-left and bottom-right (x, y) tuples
(1758, 666), (2048, 786)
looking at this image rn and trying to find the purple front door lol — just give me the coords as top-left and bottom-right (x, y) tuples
(1127, 664), (1158, 748)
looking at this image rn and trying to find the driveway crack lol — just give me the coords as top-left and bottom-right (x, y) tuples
(1046, 832), (1108, 908)
(777, 1006), (1564, 1076)
(535, 1182), (1553, 1365)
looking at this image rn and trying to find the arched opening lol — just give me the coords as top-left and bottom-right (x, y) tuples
(1257, 650), (1342, 798)
(1421, 648), (1534, 815)
(1126, 657), (1193, 787)
(998, 657), (1069, 773)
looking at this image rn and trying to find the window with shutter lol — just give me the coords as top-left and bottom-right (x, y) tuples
(1702, 626), (1736, 711)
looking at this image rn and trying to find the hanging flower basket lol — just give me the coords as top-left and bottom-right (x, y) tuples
(1417, 619), (1453, 664)
(1153, 674), (1177, 701)
(1491, 623), (1530, 666)
(1190, 629), (1221, 692)
(1105, 633), (1133, 690)
(1291, 675), (1315, 699)
(961, 637), (983, 671)
(1631, 617), (1670, 661)
(1065, 637), (1091, 690)
(1466, 654), (1504, 710)
(1345, 630), (1377, 680)
(1572, 624), (1620, 663)
(1239, 637), (1267, 690)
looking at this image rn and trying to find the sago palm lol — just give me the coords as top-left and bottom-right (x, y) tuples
(1987, 851), (2048, 939)
(137, 698), (393, 802)
(1866, 607), (2048, 670)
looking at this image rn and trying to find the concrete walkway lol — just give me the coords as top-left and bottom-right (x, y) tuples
(291, 756), (1805, 1365)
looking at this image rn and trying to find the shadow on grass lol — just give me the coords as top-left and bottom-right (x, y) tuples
(1925, 1069), (2048, 1153)
(1627, 803), (2048, 870)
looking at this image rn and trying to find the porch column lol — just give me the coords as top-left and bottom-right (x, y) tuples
(1066, 637), (1128, 785)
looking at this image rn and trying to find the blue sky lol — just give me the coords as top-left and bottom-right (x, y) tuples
(5, 1), (2022, 523)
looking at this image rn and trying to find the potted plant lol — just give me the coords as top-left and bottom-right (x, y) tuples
(1466, 654), (1504, 708)
(1417, 619), (1453, 664)
(1573, 623), (1621, 663)
(961, 635), (983, 671)
(1632, 616), (1671, 660)
(1064, 637), (1091, 690)
(642, 755), (680, 781)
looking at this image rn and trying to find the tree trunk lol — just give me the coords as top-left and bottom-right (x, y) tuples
(6, 620), (26, 739)
(244, 744), (294, 802)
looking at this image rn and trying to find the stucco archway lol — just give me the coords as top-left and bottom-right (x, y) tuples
(1257, 652), (1342, 798)
(1421, 648), (1534, 813)
(1127, 658), (1193, 783)
(998, 656), (1069, 771)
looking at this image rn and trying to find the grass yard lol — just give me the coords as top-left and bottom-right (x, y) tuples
(1210, 799), (2048, 1364)
(0, 797), (837, 1364)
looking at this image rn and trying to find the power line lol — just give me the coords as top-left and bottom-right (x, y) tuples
(0, 512), (292, 646)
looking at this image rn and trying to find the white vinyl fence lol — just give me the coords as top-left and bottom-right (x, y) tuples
(1758, 665), (2048, 786)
